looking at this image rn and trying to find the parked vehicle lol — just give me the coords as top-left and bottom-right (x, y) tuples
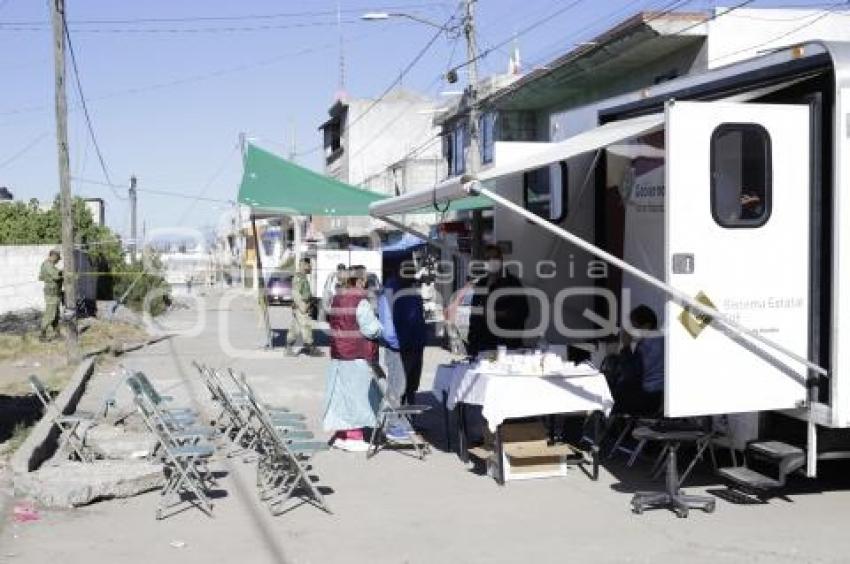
(371, 41), (850, 490)
(265, 274), (293, 305)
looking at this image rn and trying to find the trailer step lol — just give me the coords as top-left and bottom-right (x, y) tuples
(718, 466), (782, 491)
(748, 441), (804, 459)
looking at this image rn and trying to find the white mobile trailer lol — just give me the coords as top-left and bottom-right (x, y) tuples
(371, 41), (850, 485)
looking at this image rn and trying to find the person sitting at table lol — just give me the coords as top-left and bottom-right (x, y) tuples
(610, 305), (664, 416)
(323, 266), (383, 452)
(467, 244), (529, 358)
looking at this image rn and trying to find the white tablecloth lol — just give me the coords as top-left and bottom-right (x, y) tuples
(432, 362), (614, 432)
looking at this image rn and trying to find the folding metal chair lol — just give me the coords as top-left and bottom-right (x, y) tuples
(232, 372), (332, 515)
(130, 390), (216, 520)
(28, 375), (96, 463)
(125, 371), (218, 463)
(193, 362), (249, 443)
(367, 372), (432, 460)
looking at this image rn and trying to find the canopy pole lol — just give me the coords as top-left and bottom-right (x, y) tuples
(251, 215), (273, 349)
(472, 184), (828, 379)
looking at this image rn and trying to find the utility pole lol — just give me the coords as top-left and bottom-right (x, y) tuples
(463, 0), (480, 176)
(129, 175), (138, 262)
(236, 133), (246, 288)
(462, 0), (484, 259)
(287, 122), (303, 270)
(50, 0), (78, 359)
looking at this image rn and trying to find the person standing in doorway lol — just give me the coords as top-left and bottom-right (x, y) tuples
(38, 249), (63, 342)
(286, 258), (321, 356)
(467, 244), (529, 357)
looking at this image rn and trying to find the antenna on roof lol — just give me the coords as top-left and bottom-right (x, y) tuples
(336, 1), (347, 101)
(508, 33), (522, 75)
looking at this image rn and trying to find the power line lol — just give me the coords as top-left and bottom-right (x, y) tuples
(62, 12), (125, 201)
(0, 3), (450, 26)
(0, 130), (49, 169)
(484, 0), (750, 110)
(0, 28), (391, 119)
(445, 0), (589, 77)
(297, 7), (462, 157)
(175, 142), (241, 224)
(708, 0), (850, 64)
(73, 176), (234, 203)
(0, 19), (356, 34)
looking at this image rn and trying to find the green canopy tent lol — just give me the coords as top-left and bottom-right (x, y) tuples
(237, 143), (491, 216)
(236, 143), (490, 347)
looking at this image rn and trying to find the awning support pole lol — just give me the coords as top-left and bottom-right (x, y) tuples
(251, 215), (273, 349)
(473, 184), (828, 379)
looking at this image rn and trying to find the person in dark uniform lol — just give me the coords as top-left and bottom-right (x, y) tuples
(467, 244), (529, 358)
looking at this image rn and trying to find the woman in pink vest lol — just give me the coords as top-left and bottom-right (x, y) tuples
(323, 265), (383, 452)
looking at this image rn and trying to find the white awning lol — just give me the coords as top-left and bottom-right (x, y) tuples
(369, 113), (665, 219)
(369, 176), (477, 218)
(478, 112), (664, 183)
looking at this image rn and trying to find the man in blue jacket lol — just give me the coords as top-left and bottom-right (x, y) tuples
(377, 260), (427, 439)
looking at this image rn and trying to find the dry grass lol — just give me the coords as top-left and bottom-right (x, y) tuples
(0, 319), (146, 360)
(0, 319), (148, 396)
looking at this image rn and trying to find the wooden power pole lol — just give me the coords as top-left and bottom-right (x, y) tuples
(129, 175), (138, 262)
(50, 0), (78, 358)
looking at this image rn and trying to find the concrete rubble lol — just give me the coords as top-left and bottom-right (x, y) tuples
(14, 460), (164, 508)
(84, 426), (157, 461)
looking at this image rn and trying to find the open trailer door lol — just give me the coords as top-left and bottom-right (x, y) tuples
(665, 100), (811, 417)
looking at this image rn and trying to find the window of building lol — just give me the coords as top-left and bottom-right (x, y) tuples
(499, 111), (537, 142)
(711, 124), (772, 228)
(443, 133), (453, 178)
(452, 124), (466, 176)
(523, 162), (568, 223)
(323, 120), (342, 158)
(480, 112), (497, 164)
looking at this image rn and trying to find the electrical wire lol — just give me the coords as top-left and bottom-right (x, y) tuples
(1, 3), (450, 26)
(174, 142), (241, 225)
(1, 20), (354, 34)
(72, 176), (234, 204)
(0, 130), (48, 169)
(445, 0), (589, 77)
(296, 6), (462, 158)
(0, 28), (391, 120)
(708, 0), (850, 64)
(484, 0), (750, 109)
(62, 12), (125, 201)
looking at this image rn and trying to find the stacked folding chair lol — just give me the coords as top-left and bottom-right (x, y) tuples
(125, 371), (219, 520)
(29, 375), (96, 463)
(232, 370), (332, 515)
(194, 362), (305, 455)
(367, 375), (431, 460)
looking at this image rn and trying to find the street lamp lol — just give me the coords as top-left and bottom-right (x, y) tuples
(362, 2), (483, 256)
(360, 11), (452, 31)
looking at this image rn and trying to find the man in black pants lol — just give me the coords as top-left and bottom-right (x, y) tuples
(467, 244), (529, 357)
(393, 260), (427, 405)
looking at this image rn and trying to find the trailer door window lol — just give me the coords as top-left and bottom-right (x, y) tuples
(523, 161), (568, 223)
(711, 123), (772, 228)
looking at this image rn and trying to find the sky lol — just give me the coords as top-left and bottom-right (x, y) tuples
(0, 0), (836, 240)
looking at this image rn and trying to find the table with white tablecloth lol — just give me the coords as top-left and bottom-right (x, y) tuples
(433, 362), (613, 431)
(432, 361), (614, 482)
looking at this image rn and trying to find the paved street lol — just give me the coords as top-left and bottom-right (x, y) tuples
(2, 291), (850, 564)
